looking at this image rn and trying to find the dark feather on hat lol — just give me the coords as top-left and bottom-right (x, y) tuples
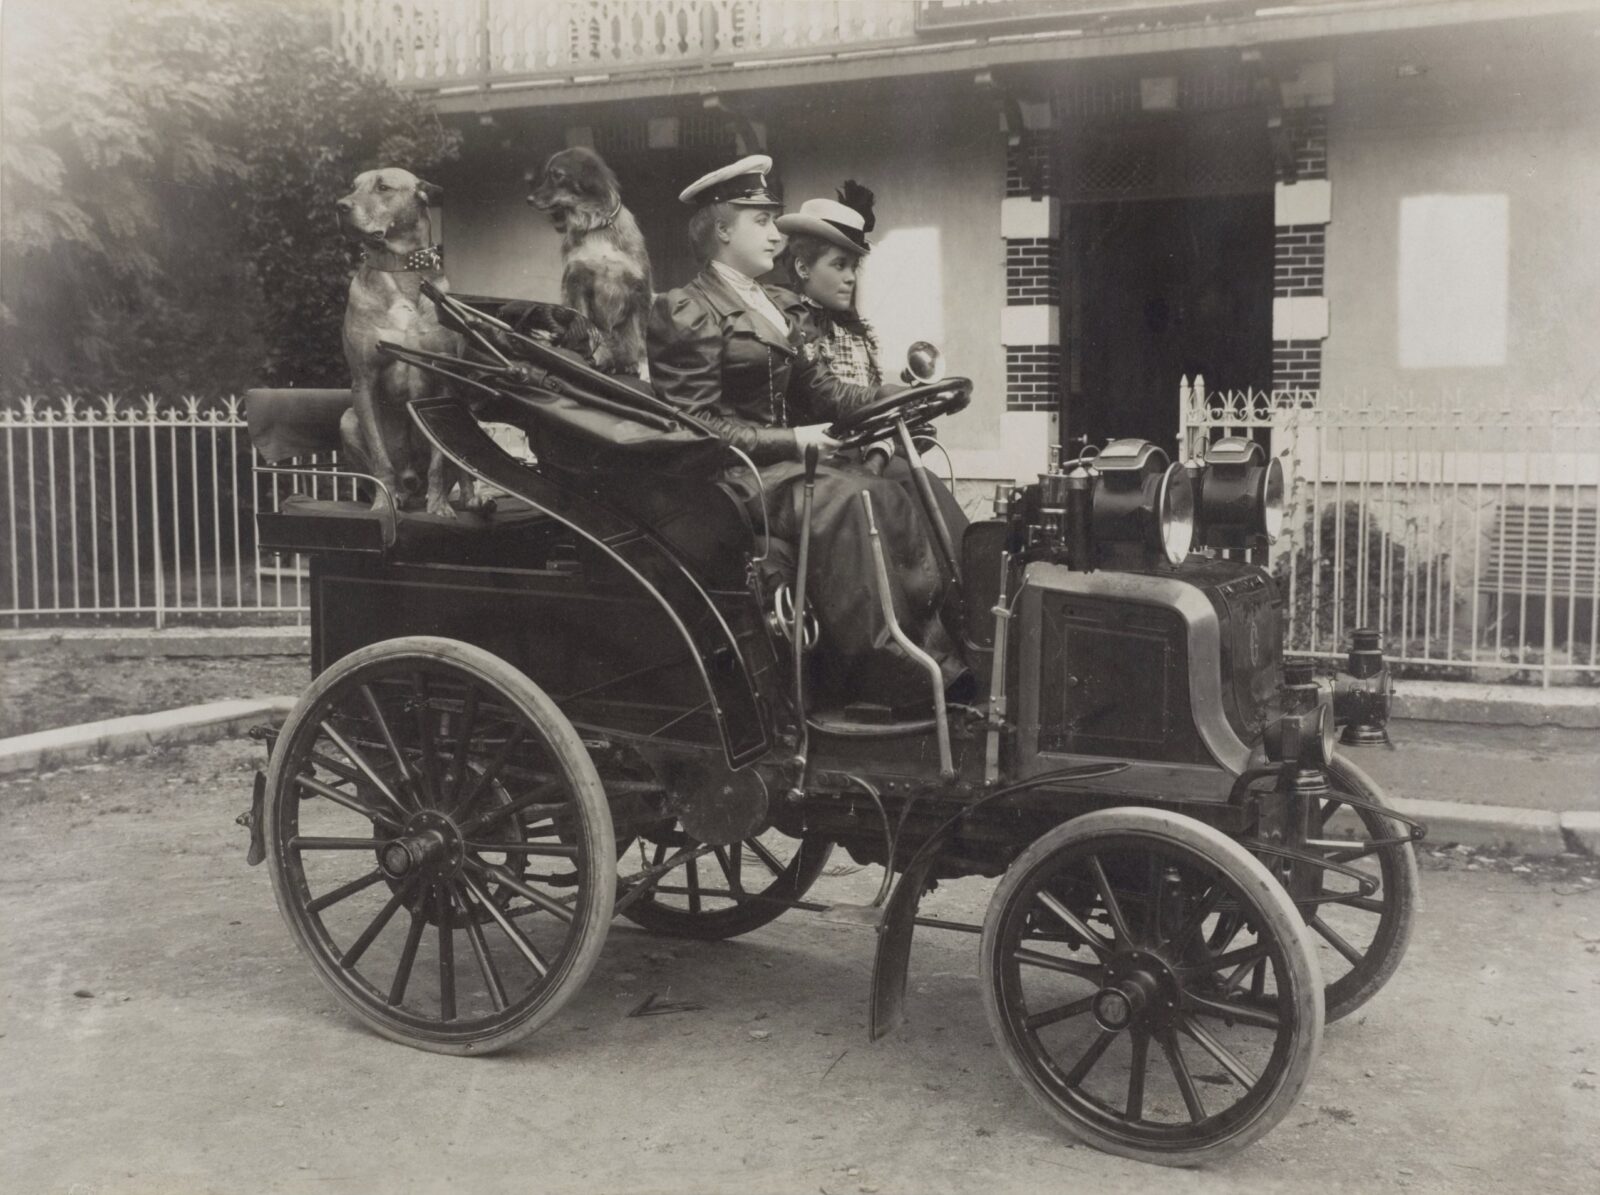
(836, 180), (876, 234)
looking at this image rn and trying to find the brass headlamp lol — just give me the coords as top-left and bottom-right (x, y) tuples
(1192, 437), (1284, 549)
(900, 341), (944, 385)
(1263, 704), (1337, 769)
(1089, 439), (1195, 566)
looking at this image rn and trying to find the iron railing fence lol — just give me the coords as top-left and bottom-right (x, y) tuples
(0, 395), (352, 627)
(1182, 382), (1600, 685)
(6, 389), (1600, 687)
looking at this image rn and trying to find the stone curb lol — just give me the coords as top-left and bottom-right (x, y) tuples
(0, 627), (309, 660)
(0, 698), (296, 778)
(1384, 797), (1571, 857)
(1561, 810), (1600, 856)
(1391, 679), (1600, 730)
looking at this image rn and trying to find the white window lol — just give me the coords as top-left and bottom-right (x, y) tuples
(862, 226), (944, 368)
(1397, 193), (1509, 369)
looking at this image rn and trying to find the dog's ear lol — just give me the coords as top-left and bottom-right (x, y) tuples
(417, 179), (444, 206)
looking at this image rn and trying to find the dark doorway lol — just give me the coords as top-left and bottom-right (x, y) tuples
(1067, 193), (1272, 452)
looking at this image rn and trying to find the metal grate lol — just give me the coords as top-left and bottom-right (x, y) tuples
(1063, 113), (1272, 202)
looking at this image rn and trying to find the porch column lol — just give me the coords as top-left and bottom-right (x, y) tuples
(1272, 64), (1334, 397)
(1000, 121), (1061, 481)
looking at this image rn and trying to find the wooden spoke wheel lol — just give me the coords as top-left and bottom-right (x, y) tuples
(1308, 756), (1419, 1021)
(620, 827), (833, 941)
(980, 809), (1323, 1167)
(263, 637), (615, 1055)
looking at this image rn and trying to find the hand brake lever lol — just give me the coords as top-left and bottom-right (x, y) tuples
(787, 445), (821, 801)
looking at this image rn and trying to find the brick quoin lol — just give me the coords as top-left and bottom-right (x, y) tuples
(1271, 339), (1323, 393)
(1272, 111), (1327, 382)
(1006, 245), (1062, 296)
(1002, 127), (1062, 428)
(1286, 109), (1328, 180)
(1006, 345), (1062, 411)
(1005, 132), (1055, 198)
(1274, 225), (1327, 296)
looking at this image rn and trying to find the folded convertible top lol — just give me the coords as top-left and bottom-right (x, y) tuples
(245, 293), (730, 478)
(423, 293), (730, 477)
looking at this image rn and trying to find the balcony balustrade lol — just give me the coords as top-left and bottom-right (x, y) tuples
(332, 1), (1256, 91)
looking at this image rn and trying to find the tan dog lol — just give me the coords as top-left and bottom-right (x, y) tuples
(336, 167), (478, 517)
(526, 147), (653, 375)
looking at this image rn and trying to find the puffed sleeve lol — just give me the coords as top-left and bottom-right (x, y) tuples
(648, 289), (798, 465)
(647, 289), (720, 411)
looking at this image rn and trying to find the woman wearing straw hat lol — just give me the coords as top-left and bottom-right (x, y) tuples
(646, 156), (968, 707)
(778, 182), (884, 389)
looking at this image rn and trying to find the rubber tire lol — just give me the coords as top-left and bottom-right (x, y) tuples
(1319, 754), (1419, 1022)
(264, 636), (615, 1055)
(979, 808), (1324, 1168)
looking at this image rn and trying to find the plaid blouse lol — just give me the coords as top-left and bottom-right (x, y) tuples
(798, 302), (883, 389)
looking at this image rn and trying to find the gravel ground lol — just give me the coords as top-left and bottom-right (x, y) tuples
(1, 739), (1598, 1194)
(0, 654), (309, 738)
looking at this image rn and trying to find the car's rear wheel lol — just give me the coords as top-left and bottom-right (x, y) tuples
(264, 636), (614, 1054)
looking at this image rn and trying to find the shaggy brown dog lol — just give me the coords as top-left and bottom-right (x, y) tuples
(527, 147), (652, 375)
(336, 167), (480, 518)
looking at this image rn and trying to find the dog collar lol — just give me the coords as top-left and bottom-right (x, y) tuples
(361, 244), (444, 273)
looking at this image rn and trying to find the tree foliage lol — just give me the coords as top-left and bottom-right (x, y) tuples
(232, 7), (460, 387)
(0, 0), (460, 396)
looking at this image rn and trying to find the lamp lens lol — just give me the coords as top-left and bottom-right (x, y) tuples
(1159, 463), (1195, 565)
(1261, 457), (1285, 542)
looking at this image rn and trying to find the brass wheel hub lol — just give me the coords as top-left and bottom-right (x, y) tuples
(1096, 949), (1178, 1032)
(379, 809), (464, 880)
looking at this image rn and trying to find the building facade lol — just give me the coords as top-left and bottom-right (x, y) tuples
(341, 0), (1598, 490)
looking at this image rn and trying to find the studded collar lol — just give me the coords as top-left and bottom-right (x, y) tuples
(360, 244), (444, 273)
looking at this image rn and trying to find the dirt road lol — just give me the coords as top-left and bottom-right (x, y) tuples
(2, 739), (1598, 1194)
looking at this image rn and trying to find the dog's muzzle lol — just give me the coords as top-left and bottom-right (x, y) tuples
(335, 199), (393, 243)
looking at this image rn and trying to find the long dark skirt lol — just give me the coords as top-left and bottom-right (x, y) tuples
(738, 456), (969, 709)
(604, 454), (969, 710)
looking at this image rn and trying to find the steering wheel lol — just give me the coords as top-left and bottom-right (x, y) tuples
(826, 377), (972, 450)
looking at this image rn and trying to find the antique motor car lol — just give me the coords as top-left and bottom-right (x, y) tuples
(240, 288), (1422, 1166)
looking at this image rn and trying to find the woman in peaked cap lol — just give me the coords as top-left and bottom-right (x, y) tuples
(778, 181), (884, 389)
(646, 156), (969, 708)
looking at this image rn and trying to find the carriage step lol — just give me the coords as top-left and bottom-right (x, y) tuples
(238, 772), (267, 867)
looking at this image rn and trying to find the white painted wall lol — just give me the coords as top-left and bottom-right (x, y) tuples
(777, 103), (1006, 462)
(1323, 38), (1600, 412)
(438, 151), (564, 303)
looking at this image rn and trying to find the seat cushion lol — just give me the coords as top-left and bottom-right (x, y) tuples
(264, 494), (563, 568)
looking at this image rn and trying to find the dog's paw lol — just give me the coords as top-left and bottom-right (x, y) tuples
(425, 496), (458, 519)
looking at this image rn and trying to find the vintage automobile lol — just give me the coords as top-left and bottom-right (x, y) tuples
(239, 287), (1422, 1167)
